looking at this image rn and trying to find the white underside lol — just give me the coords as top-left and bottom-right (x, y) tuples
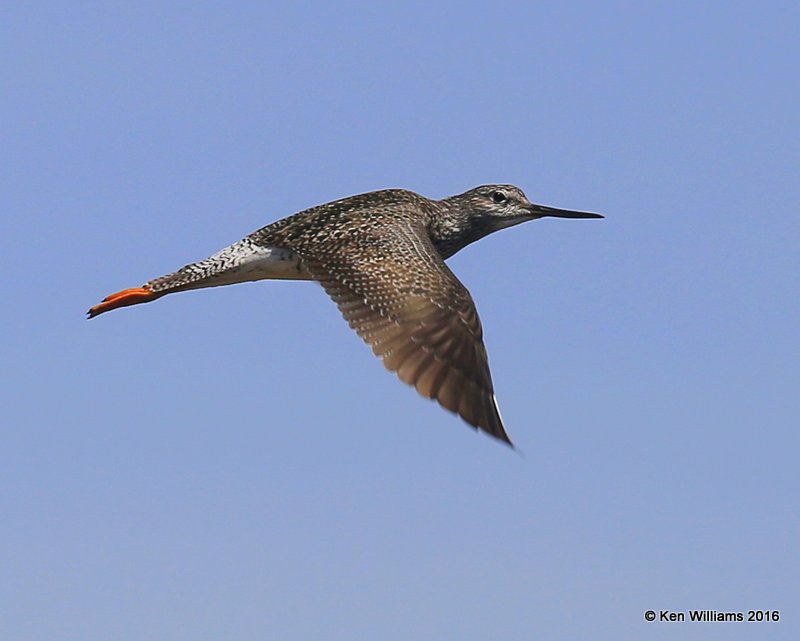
(182, 243), (312, 291)
(225, 244), (309, 281)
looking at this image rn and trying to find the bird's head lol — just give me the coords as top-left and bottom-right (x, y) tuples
(433, 184), (603, 257)
(459, 184), (603, 230)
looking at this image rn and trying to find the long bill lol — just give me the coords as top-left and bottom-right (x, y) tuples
(530, 203), (604, 219)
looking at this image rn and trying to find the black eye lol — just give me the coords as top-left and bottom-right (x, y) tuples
(491, 191), (508, 204)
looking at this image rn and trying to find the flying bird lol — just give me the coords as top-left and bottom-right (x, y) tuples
(89, 185), (602, 445)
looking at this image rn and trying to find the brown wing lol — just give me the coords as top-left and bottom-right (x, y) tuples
(292, 219), (512, 445)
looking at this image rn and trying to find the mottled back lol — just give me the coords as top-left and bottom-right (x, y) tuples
(251, 189), (511, 443)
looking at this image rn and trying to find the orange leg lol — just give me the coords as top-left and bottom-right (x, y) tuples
(87, 286), (159, 318)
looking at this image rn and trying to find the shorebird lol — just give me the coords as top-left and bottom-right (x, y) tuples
(89, 185), (602, 445)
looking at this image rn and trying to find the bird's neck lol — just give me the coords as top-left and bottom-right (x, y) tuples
(427, 202), (495, 259)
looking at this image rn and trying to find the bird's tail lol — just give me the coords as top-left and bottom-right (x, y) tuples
(86, 255), (226, 319)
(87, 239), (310, 319)
(87, 258), (209, 318)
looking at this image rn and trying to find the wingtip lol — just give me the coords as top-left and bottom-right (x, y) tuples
(488, 394), (515, 448)
(501, 434), (516, 449)
(492, 430), (516, 449)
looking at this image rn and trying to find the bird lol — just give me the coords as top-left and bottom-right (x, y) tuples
(88, 184), (602, 446)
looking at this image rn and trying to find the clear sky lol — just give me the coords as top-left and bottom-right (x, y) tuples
(3, 2), (798, 640)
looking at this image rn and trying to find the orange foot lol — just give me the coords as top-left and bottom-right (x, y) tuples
(87, 286), (158, 318)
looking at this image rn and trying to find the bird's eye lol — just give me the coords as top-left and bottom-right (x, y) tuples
(491, 191), (508, 204)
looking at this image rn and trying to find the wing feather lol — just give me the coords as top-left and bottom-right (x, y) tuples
(259, 215), (512, 444)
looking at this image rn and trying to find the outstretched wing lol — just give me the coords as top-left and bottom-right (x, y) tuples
(287, 217), (512, 445)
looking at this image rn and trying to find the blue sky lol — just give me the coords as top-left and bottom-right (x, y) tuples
(3, 2), (798, 640)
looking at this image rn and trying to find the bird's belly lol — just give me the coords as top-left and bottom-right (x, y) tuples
(146, 239), (313, 295)
(206, 244), (312, 285)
